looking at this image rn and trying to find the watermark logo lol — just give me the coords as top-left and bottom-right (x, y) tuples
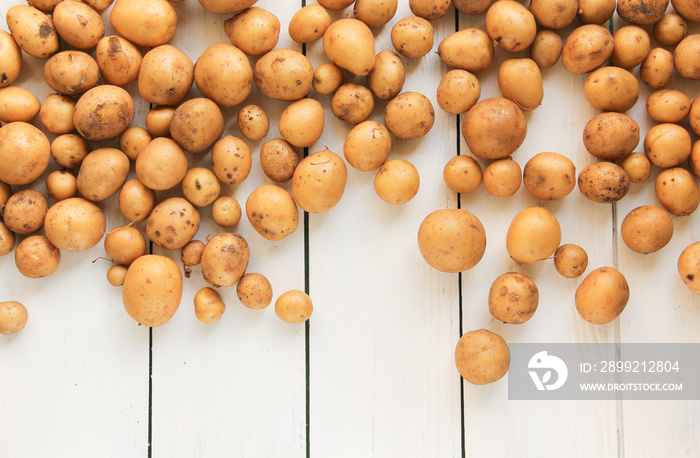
(528, 351), (568, 391)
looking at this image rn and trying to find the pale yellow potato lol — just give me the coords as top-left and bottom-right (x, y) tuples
(46, 170), (78, 201)
(194, 287), (226, 324)
(200, 233), (250, 288)
(73, 85), (135, 141)
(454, 329), (509, 385)
(575, 267), (629, 325)
(40, 93), (76, 135)
(438, 28), (494, 73)
(146, 197), (201, 250)
(506, 206), (561, 265)
(617, 0), (667, 25)
(553, 244), (588, 278)
(260, 138), (299, 182)
(139, 45), (193, 106)
(194, 43), (253, 107)
(561, 25), (614, 74)
(356, 0), (398, 27)
(44, 197), (106, 252)
(644, 123), (692, 169)
(384, 91), (435, 140)
(119, 127), (152, 161)
(653, 13), (687, 47)
(293, 148), (347, 213)
(275, 290), (313, 324)
(77, 148), (130, 201)
(620, 152), (651, 183)
(482, 157), (521, 197)
(106, 265), (128, 287)
(211, 135), (252, 184)
(640, 48), (674, 89)
(583, 66), (639, 113)
(461, 97), (526, 160)
(312, 63), (344, 95)
(145, 106), (175, 138)
(577, 162), (630, 204)
(646, 90), (691, 124)
(485, 0), (537, 53)
(123, 255), (182, 327)
(212, 196), (242, 228)
(331, 83), (374, 125)
(367, 50), (405, 101)
(678, 242), (700, 295)
(180, 167), (221, 208)
(6, 5), (60, 58)
(135, 138), (188, 191)
(577, 0), (616, 24)
(223, 6), (280, 56)
(198, 0), (258, 14)
(620, 205), (674, 255)
(390, 15), (434, 59)
(417, 209), (486, 273)
(279, 98), (325, 148)
(53, 0), (105, 50)
(110, 0), (177, 47)
(50, 134), (89, 168)
(170, 98), (224, 154)
(0, 222), (15, 257)
(488, 272), (539, 324)
(0, 122), (50, 185)
(245, 184), (299, 240)
(436, 69), (480, 114)
(344, 121), (391, 172)
(95, 36), (142, 86)
(582, 112), (639, 161)
(2, 189), (48, 235)
(443, 155), (482, 194)
(0, 31), (22, 88)
(671, 0), (700, 23)
(104, 226), (147, 266)
(674, 35), (700, 80)
(0, 87), (40, 123)
(237, 273), (273, 310)
(497, 58), (543, 111)
(288, 4), (331, 43)
(237, 105), (269, 141)
(530, 29), (562, 69)
(523, 152), (576, 201)
(254, 48), (313, 101)
(0, 301), (28, 335)
(528, 0), (577, 29)
(655, 167), (700, 216)
(323, 18), (376, 76)
(611, 26), (650, 70)
(374, 159), (420, 204)
(118, 178), (156, 223)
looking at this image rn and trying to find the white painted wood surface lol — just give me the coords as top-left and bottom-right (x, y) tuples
(0, 1), (698, 457)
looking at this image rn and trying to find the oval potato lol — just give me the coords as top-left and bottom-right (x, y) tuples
(123, 255), (182, 327)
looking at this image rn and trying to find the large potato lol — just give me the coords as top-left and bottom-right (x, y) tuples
(575, 267), (629, 324)
(245, 184), (299, 241)
(52, 0), (105, 50)
(438, 28), (494, 73)
(418, 209), (486, 273)
(73, 85), (135, 141)
(194, 43), (253, 107)
(584, 66), (639, 113)
(644, 123), (692, 168)
(223, 6), (280, 56)
(43, 51), (99, 95)
(139, 45), (194, 106)
(44, 197), (106, 252)
(200, 233), (250, 288)
(620, 205), (673, 254)
(110, 0), (177, 47)
(454, 329), (509, 385)
(292, 149), (347, 214)
(0, 87), (41, 123)
(674, 35), (700, 80)
(578, 161), (630, 204)
(506, 207), (561, 264)
(611, 26), (650, 70)
(671, 0), (700, 22)
(0, 122), (50, 185)
(384, 91), (434, 140)
(95, 36), (142, 86)
(0, 31), (22, 88)
(146, 197), (201, 250)
(497, 58), (543, 111)
(253, 49), (313, 101)
(485, 0), (536, 53)
(462, 97), (527, 160)
(6, 5), (60, 58)
(617, 0), (668, 25)
(562, 25), (614, 74)
(582, 112), (639, 161)
(77, 148), (130, 201)
(323, 18), (376, 76)
(123, 255), (182, 327)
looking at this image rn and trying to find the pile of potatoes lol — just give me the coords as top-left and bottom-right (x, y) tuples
(0, 0), (699, 386)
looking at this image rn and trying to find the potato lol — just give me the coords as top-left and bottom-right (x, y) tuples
(576, 267), (629, 324)
(118, 178), (156, 223)
(678, 242), (700, 295)
(646, 90), (691, 124)
(453, 0), (493, 15)
(0, 31), (22, 88)
(485, 0), (536, 53)
(6, 5), (60, 58)
(198, 0), (258, 14)
(674, 35), (700, 80)
(288, 4), (331, 43)
(279, 98), (325, 148)
(356, 0), (398, 27)
(489, 272), (539, 324)
(530, 29), (562, 69)
(312, 63), (344, 95)
(2, 189), (48, 235)
(410, 0), (450, 20)
(212, 196), (242, 228)
(50, 133), (89, 168)
(180, 167), (221, 208)
(528, 0), (577, 29)
(367, 50), (405, 101)
(317, 0), (354, 9)
(181, 240), (205, 268)
(194, 43), (253, 107)
(254, 49), (313, 101)
(107, 265), (127, 287)
(46, 170), (78, 201)
(671, 0), (700, 22)
(293, 148), (347, 213)
(436, 69), (480, 115)
(611, 26), (650, 70)
(522, 152), (576, 200)
(139, 45), (193, 106)
(0, 122), (50, 185)
(497, 58), (543, 111)
(553, 244), (588, 278)
(95, 36), (142, 86)
(0, 181), (10, 209)
(135, 137), (188, 191)
(77, 148), (130, 201)
(483, 157), (522, 197)
(223, 7), (280, 56)
(443, 155), (482, 194)
(561, 25), (614, 74)
(454, 329), (509, 385)
(245, 184), (299, 240)
(104, 226), (147, 266)
(169, 98), (224, 154)
(323, 18), (376, 76)
(506, 206), (561, 265)
(260, 138), (299, 182)
(52, 0), (104, 50)
(211, 135), (252, 184)
(83, 0), (116, 10)
(653, 13), (687, 47)
(461, 97), (527, 160)
(0, 301), (28, 335)
(621, 205), (673, 254)
(577, 0), (616, 24)
(620, 152), (651, 183)
(331, 83), (374, 125)
(44, 197), (106, 252)
(275, 290), (313, 324)
(689, 140), (700, 179)
(145, 106), (175, 138)
(123, 254), (182, 327)
(374, 159), (420, 204)
(110, 0), (177, 47)
(119, 127), (152, 161)
(583, 66), (639, 113)
(655, 167), (700, 216)
(237, 105), (269, 141)
(200, 233), (250, 288)
(577, 161), (630, 204)
(417, 209), (486, 273)
(344, 121), (391, 172)
(0, 222), (15, 257)
(438, 28), (494, 73)
(193, 287), (225, 324)
(644, 123), (692, 168)
(0, 87), (41, 123)
(146, 197), (201, 250)
(384, 91), (435, 140)
(390, 15), (434, 59)
(640, 48), (674, 89)
(40, 93), (76, 135)
(237, 273), (273, 310)
(26, 0), (63, 12)
(691, 97), (700, 136)
(617, 0), (668, 25)
(73, 85), (135, 141)
(582, 112), (639, 161)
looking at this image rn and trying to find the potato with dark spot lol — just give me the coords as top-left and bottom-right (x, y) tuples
(646, 90), (690, 124)
(344, 121), (391, 172)
(438, 28), (494, 73)
(583, 66), (639, 113)
(139, 45), (193, 106)
(616, 0), (668, 25)
(73, 85), (135, 141)
(0, 122), (50, 185)
(211, 135), (252, 185)
(655, 167), (700, 216)
(95, 36), (142, 86)
(146, 197), (201, 251)
(455, 329), (509, 385)
(2, 189), (48, 235)
(678, 242), (700, 295)
(523, 152), (576, 201)
(653, 13), (687, 47)
(180, 167), (221, 208)
(409, 0), (451, 20)
(367, 50), (405, 101)
(621, 205), (673, 255)
(561, 24), (613, 74)
(489, 272), (539, 324)
(254, 49), (313, 101)
(260, 138), (299, 182)
(530, 29), (562, 69)
(0, 31), (22, 88)
(245, 184), (299, 241)
(582, 112), (639, 161)
(575, 267), (629, 325)
(443, 155), (482, 194)
(223, 6), (280, 56)
(436, 69), (480, 115)
(577, 161), (630, 204)
(331, 83), (374, 125)
(384, 91), (435, 140)
(461, 97), (526, 160)
(50, 134), (89, 169)
(200, 232), (250, 288)
(6, 5), (60, 58)
(237, 105), (269, 141)
(553, 244), (588, 278)
(169, 98), (225, 154)
(237, 273), (273, 310)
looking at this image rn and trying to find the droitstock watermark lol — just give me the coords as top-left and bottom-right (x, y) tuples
(508, 343), (700, 400)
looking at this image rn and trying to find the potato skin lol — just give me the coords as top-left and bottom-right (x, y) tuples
(617, 0), (668, 25)
(438, 28), (494, 73)
(195, 43), (253, 107)
(279, 98), (324, 148)
(384, 91), (435, 140)
(95, 36), (142, 86)
(15, 235), (61, 278)
(43, 51), (100, 95)
(674, 35), (700, 80)
(146, 197), (201, 251)
(679, 242), (700, 295)
(288, 4), (331, 43)
(0, 301), (28, 335)
(53, 0), (105, 50)
(485, 0), (537, 53)
(506, 206), (561, 265)
(135, 138), (188, 191)
(582, 112), (639, 161)
(275, 290), (313, 324)
(522, 152), (576, 201)
(73, 85), (135, 141)
(123, 255), (183, 327)
(139, 45), (194, 106)
(418, 209), (487, 273)
(497, 58), (543, 111)
(367, 50), (405, 101)
(223, 6), (280, 56)
(575, 267), (629, 325)
(200, 233), (250, 288)
(655, 167), (700, 216)
(0, 87), (41, 123)
(488, 272), (539, 324)
(584, 66), (639, 113)
(454, 329), (509, 385)
(198, 0), (258, 14)
(562, 25), (614, 74)
(169, 98), (225, 154)
(577, 161), (630, 204)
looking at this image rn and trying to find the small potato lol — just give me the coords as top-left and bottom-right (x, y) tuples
(254, 49), (313, 101)
(95, 36), (143, 86)
(523, 152), (576, 201)
(2, 189), (48, 235)
(506, 206), (561, 265)
(323, 18), (376, 75)
(53, 0), (105, 50)
(212, 196), (242, 228)
(40, 93), (76, 135)
(77, 148), (130, 202)
(139, 45), (194, 106)
(417, 209), (486, 273)
(644, 123), (692, 168)
(344, 121), (391, 172)
(384, 91), (435, 140)
(104, 226), (147, 266)
(180, 167), (221, 208)
(181, 240), (205, 269)
(145, 106), (175, 138)
(119, 126), (152, 161)
(73, 85), (135, 141)
(312, 63), (344, 95)
(374, 159), (420, 204)
(553, 244), (588, 278)
(135, 138), (188, 191)
(611, 26), (650, 70)
(0, 301), (28, 335)
(288, 4), (331, 43)
(169, 98), (225, 154)
(453, 0), (493, 15)
(617, 0), (668, 25)
(260, 138), (299, 182)
(653, 13), (687, 47)
(6, 5), (60, 58)
(146, 197), (201, 251)
(488, 272), (539, 324)
(198, 0), (258, 14)
(367, 50), (405, 101)
(0, 87), (41, 123)
(620, 153), (651, 183)
(110, 0), (177, 47)
(356, 0), (398, 27)
(655, 167), (700, 216)
(438, 28), (494, 73)
(646, 90), (691, 124)
(293, 148), (347, 213)
(497, 58), (543, 111)
(678, 242), (700, 295)
(118, 178), (156, 222)
(621, 205), (673, 254)
(0, 30), (22, 88)
(674, 35), (700, 80)
(485, 0), (537, 53)
(0, 122), (50, 185)
(561, 25), (614, 74)
(436, 69), (480, 115)
(671, 0), (700, 22)
(237, 105), (269, 141)
(223, 7), (280, 56)
(46, 170), (78, 201)
(211, 135), (252, 184)
(275, 290), (313, 324)
(483, 157), (522, 197)
(577, 0), (616, 24)
(0, 222), (15, 257)
(575, 267), (629, 324)
(194, 287), (225, 324)
(194, 43), (253, 107)
(331, 83), (374, 125)
(200, 233), (250, 288)
(391, 16), (434, 59)
(236, 273), (273, 310)
(443, 155), (482, 194)
(44, 197), (106, 252)
(583, 66), (639, 113)
(246, 184), (299, 240)
(461, 97), (527, 160)
(582, 112), (640, 161)
(50, 133), (89, 168)
(279, 98), (325, 148)
(410, 0), (450, 20)
(578, 161), (630, 204)
(122, 254), (182, 327)
(640, 48), (674, 89)
(530, 29), (563, 69)
(528, 0), (577, 29)
(454, 329), (509, 385)
(107, 265), (128, 287)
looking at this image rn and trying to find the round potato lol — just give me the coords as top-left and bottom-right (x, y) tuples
(671, 0), (700, 22)
(410, 0), (450, 20)
(0, 221), (15, 257)
(50, 133), (89, 168)
(653, 13), (687, 47)
(135, 138), (188, 191)
(223, 7), (280, 56)
(578, 161), (630, 204)
(674, 35), (700, 80)
(275, 290), (313, 324)
(497, 58), (543, 111)
(344, 121), (391, 172)
(583, 66), (639, 113)
(236, 273), (273, 310)
(260, 138), (299, 182)
(0, 122), (50, 185)
(553, 244), (588, 278)
(40, 93), (76, 135)
(95, 36), (142, 86)
(506, 206), (561, 265)
(73, 85), (135, 141)
(374, 159), (420, 204)
(77, 148), (130, 201)
(436, 69), (480, 115)
(443, 155), (482, 194)
(577, 0), (616, 24)
(312, 63), (344, 95)
(0, 31), (22, 88)
(181, 240), (205, 269)
(46, 170), (78, 201)
(523, 152), (576, 200)
(331, 83), (374, 125)
(691, 97), (700, 137)
(561, 25), (614, 74)
(390, 15), (434, 59)
(462, 97), (527, 160)
(293, 148), (347, 213)
(646, 90), (691, 124)
(438, 28), (494, 73)
(145, 106), (175, 138)
(146, 197), (201, 251)
(200, 233), (250, 288)
(53, 0), (105, 50)
(582, 112), (639, 161)
(194, 43), (253, 107)
(323, 18), (376, 76)
(356, 0), (398, 27)
(123, 254), (182, 327)
(279, 98), (325, 148)
(529, 0), (577, 29)
(575, 267), (629, 325)
(0, 87), (41, 123)
(110, 0), (177, 47)
(655, 167), (700, 216)
(617, 0), (668, 25)
(611, 26), (650, 70)
(489, 272), (539, 324)
(384, 91), (435, 140)
(2, 189), (48, 235)
(139, 45), (193, 106)
(211, 135), (252, 184)
(44, 50), (100, 95)
(640, 48), (674, 89)
(620, 152), (651, 183)
(180, 167), (220, 208)
(678, 242), (700, 295)
(193, 287), (225, 324)
(44, 197), (106, 252)
(485, 0), (537, 53)
(483, 157), (522, 197)
(6, 5), (60, 58)
(118, 178), (156, 222)
(454, 329), (509, 385)
(621, 205), (673, 254)
(417, 209), (486, 273)
(530, 29), (562, 69)
(119, 126), (152, 161)
(246, 184), (299, 240)
(0, 301), (28, 335)
(237, 104), (269, 141)
(367, 50), (405, 101)
(169, 98), (224, 154)
(644, 123), (692, 168)
(107, 265), (128, 287)
(104, 226), (147, 266)
(288, 4), (330, 43)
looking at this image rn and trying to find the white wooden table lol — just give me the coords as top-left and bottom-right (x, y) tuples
(1, 1), (698, 456)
